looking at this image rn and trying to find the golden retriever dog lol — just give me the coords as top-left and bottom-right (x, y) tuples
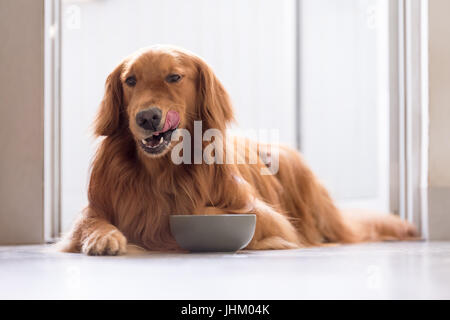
(60, 45), (417, 255)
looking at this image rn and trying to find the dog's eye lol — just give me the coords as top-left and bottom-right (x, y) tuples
(125, 76), (137, 87)
(166, 74), (182, 83)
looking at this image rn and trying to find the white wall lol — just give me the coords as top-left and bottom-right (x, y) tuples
(60, 0), (297, 231)
(0, 0), (45, 244)
(427, 0), (450, 240)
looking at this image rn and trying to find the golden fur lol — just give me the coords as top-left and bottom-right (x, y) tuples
(59, 46), (417, 255)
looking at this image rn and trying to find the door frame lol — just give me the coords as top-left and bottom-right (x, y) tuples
(44, 0), (62, 241)
(389, 0), (428, 237)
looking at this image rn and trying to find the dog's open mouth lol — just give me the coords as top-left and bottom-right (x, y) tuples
(139, 127), (177, 155)
(139, 110), (180, 155)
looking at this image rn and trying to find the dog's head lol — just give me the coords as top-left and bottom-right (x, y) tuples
(94, 45), (234, 158)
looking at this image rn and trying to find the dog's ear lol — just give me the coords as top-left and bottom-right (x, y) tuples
(195, 58), (234, 131)
(94, 63), (124, 136)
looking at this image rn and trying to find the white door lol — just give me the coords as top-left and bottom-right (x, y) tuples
(60, 0), (297, 231)
(299, 0), (391, 212)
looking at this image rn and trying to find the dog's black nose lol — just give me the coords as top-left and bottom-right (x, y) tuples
(136, 107), (162, 131)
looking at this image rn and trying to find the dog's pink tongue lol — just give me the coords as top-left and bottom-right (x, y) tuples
(157, 110), (180, 134)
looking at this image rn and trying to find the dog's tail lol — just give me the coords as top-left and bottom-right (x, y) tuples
(341, 209), (419, 242)
(276, 145), (419, 245)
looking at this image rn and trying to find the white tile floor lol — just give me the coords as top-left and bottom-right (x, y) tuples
(1, 241), (449, 299)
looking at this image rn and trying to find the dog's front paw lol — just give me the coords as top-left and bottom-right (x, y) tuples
(81, 229), (127, 256)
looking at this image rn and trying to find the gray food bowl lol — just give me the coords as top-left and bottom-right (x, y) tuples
(169, 214), (256, 252)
